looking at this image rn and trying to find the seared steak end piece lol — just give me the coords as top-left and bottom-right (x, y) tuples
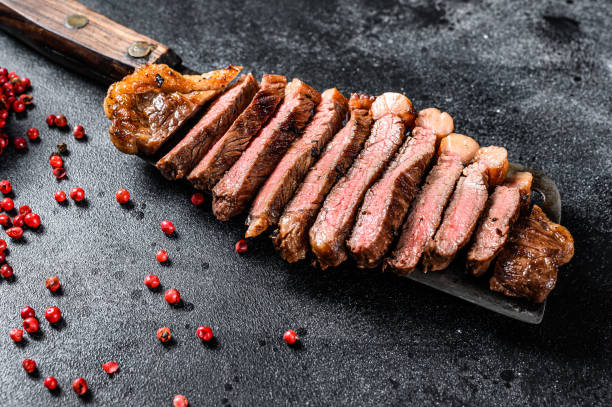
(505, 171), (533, 215)
(490, 205), (574, 303)
(273, 93), (374, 263)
(187, 74), (287, 190)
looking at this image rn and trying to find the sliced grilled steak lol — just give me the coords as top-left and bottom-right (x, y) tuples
(156, 74), (259, 180)
(384, 133), (479, 275)
(245, 88), (348, 238)
(490, 205), (574, 303)
(505, 171), (533, 215)
(423, 146), (508, 271)
(347, 108), (454, 268)
(212, 79), (321, 221)
(310, 92), (416, 269)
(466, 171), (533, 276)
(272, 94), (375, 263)
(187, 74), (287, 190)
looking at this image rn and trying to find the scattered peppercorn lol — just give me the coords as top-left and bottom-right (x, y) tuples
(26, 128), (39, 140)
(173, 394), (189, 407)
(283, 329), (298, 345)
(12, 99), (25, 113)
(53, 168), (67, 179)
(0, 238), (6, 251)
(24, 213), (41, 228)
(144, 274), (160, 289)
(22, 358), (37, 374)
(54, 190), (67, 202)
(72, 377), (88, 396)
(73, 125), (85, 139)
(115, 188), (130, 204)
(157, 327), (172, 343)
(164, 288), (180, 304)
(0, 214), (10, 227)
(156, 250), (168, 263)
(70, 187), (85, 202)
(49, 154), (63, 168)
(12, 214), (24, 227)
(44, 376), (58, 390)
(46, 275), (61, 292)
(0, 264), (13, 277)
(1, 197), (14, 211)
(102, 361), (119, 374)
(45, 306), (62, 323)
(0, 251), (4, 263)
(6, 226), (23, 239)
(13, 136), (27, 149)
(9, 328), (23, 342)
(235, 239), (248, 253)
(160, 220), (175, 235)
(23, 317), (39, 333)
(57, 142), (68, 154)
(46, 114), (56, 126)
(196, 326), (213, 342)
(54, 114), (67, 128)
(20, 306), (35, 319)
(0, 179), (11, 194)
(191, 192), (204, 206)
(18, 205), (31, 215)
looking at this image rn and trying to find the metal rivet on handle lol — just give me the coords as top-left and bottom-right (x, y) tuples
(127, 41), (152, 58)
(65, 14), (89, 29)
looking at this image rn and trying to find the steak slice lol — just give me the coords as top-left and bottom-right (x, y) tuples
(310, 92), (416, 269)
(272, 94), (375, 263)
(156, 73), (259, 179)
(212, 79), (321, 221)
(505, 171), (533, 215)
(490, 205), (574, 303)
(347, 107), (454, 268)
(245, 88), (348, 238)
(466, 171), (533, 276)
(187, 74), (287, 190)
(423, 146), (508, 271)
(384, 133), (480, 275)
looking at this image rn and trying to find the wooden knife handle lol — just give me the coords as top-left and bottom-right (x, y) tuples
(0, 0), (181, 83)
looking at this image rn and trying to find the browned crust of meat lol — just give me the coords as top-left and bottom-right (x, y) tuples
(212, 79), (321, 221)
(245, 88), (348, 238)
(489, 205), (574, 302)
(272, 94), (374, 263)
(156, 74), (259, 180)
(187, 74), (287, 190)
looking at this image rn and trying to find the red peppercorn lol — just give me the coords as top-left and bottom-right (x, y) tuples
(44, 376), (58, 390)
(13, 137), (27, 150)
(24, 213), (41, 228)
(1, 197), (14, 211)
(12, 99), (25, 113)
(22, 358), (37, 374)
(144, 274), (160, 289)
(18, 205), (31, 215)
(6, 227), (23, 239)
(196, 326), (213, 342)
(157, 327), (172, 343)
(0, 251), (4, 263)
(191, 192), (204, 206)
(235, 239), (248, 253)
(72, 377), (87, 396)
(0, 214), (10, 227)
(173, 394), (189, 407)
(115, 188), (130, 204)
(0, 264), (13, 277)
(52, 167), (67, 179)
(46, 275), (61, 292)
(283, 329), (298, 345)
(20, 306), (35, 319)
(160, 220), (175, 235)
(0, 111), (7, 120)
(12, 214), (24, 228)
(9, 328), (23, 342)
(102, 361), (119, 374)
(54, 114), (67, 128)
(156, 250), (168, 263)
(0, 179), (11, 194)
(49, 154), (63, 168)
(20, 77), (31, 89)
(46, 114), (56, 126)
(19, 94), (34, 105)
(26, 128), (39, 140)
(0, 238), (6, 251)
(54, 190), (67, 202)
(70, 187), (85, 202)
(73, 125), (85, 139)
(45, 306), (62, 323)
(23, 317), (39, 333)
(164, 288), (181, 304)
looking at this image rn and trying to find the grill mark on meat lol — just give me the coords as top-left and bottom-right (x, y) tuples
(245, 88), (348, 238)
(187, 75), (286, 190)
(489, 205), (574, 303)
(384, 154), (464, 274)
(156, 74), (259, 180)
(310, 93), (415, 269)
(212, 79), (321, 221)
(272, 94), (374, 263)
(347, 127), (437, 268)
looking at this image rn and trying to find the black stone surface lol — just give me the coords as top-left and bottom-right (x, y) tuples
(1, 0), (611, 405)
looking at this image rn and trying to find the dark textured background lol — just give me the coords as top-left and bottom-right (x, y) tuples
(1, 0), (611, 405)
